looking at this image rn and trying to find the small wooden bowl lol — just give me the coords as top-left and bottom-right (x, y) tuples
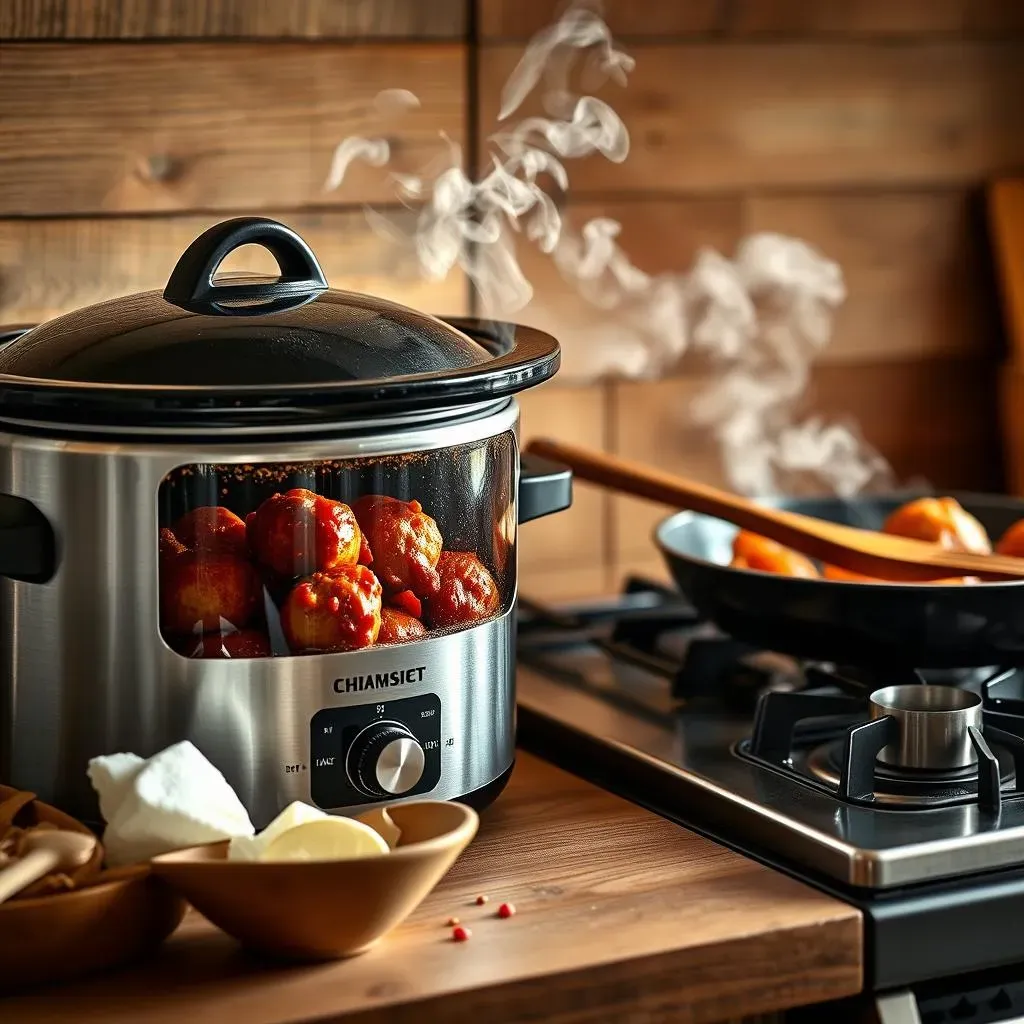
(152, 800), (479, 960)
(0, 784), (103, 896)
(0, 785), (187, 993)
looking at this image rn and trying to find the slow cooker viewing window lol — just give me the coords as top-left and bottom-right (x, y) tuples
(157, 435), (516, 658)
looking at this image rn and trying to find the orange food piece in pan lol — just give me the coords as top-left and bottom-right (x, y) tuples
(729, 531), (819, 578)
(882, 497), (991, 554)
(822, 563), (876, 582)
(996, 519), (1024, 557)
(822, 563), (970, 585)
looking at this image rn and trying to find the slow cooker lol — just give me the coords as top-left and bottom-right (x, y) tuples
(0, 217), (571, 826)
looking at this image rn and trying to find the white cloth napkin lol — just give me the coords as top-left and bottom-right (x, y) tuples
(87, 740), (255, 866)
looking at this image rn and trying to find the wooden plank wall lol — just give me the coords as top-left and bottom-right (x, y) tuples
(0, 1), (470, 313)
(1, 1), (1023, 602)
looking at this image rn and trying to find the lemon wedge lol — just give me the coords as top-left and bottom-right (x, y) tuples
(258, 816), (390, 863)
(227, 801), (328, 862)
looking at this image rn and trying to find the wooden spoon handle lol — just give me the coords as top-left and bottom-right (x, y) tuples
(0, 847), (61, 904)
(525, 437), (795, 533)
(523, 437), (1024, 581)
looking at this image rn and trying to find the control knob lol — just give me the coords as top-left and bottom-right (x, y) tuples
(346, 721), (425, 798)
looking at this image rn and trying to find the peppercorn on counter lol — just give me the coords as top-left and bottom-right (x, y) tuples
(2, 754), (862, 1024)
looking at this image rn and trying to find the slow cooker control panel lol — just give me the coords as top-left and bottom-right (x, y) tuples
(309, 694), (441, 808)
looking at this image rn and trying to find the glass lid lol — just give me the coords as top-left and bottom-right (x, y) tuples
(0, 217), (559, 436)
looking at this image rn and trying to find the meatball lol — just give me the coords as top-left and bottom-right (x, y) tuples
(883, 497), (991, 554)
(174, 629), (272, 659)
(160, 552), (262, 636)
(378, 607), (428, 645)
(351, 495), (443, 599)
(281, 564), (382, 653)
(996, 519), (1024, 558)
(729, 531), (819, 578)
(247, 488), (364, 579)
(172, 506), (248, 559)
(425, 551), (500, 630)
(159, 527), (188, 564)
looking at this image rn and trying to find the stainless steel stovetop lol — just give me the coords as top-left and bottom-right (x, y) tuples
(514, 580), (1024, 1007)
(518, 661), (1024, 890)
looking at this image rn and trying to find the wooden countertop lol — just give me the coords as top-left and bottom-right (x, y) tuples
(4, 754), (862, 1024)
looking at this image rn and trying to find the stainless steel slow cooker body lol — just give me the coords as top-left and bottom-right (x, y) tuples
(0, 217), (570, 827)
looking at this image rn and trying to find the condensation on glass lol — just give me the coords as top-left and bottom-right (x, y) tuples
(157, 435), (516, 659)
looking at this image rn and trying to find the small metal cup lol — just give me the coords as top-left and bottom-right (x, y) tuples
(869, 685), (983, 771)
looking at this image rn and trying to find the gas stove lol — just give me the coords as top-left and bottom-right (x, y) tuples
(515, 578), (1024, 1021)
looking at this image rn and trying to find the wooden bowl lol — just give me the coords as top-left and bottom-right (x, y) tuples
(0, 785), (187, 993)
(152, 800), (479, 960)
(0, 784), (103, 896)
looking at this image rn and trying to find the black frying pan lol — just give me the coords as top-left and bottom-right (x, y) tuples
(656, 493), (1024, 669)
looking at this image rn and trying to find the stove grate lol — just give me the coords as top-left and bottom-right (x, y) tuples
(519, 576), (799, 712)
(743, 668), (1024, 812)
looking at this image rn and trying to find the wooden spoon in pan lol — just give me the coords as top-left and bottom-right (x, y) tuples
(525, 438), (1024, 582)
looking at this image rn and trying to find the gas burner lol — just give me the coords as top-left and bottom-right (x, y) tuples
(803, 739), (1017, 809)
(740, 669), (1024, 812)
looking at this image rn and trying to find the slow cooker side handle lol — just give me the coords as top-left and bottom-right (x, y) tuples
(0, 327), (56, 583)
(519, 453), (572, 524)
(0, 496), (56, 584)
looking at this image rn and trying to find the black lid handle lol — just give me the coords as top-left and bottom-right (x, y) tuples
(163, 217), (329, 316)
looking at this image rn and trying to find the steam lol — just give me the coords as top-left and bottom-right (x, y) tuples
(322, 2), (896, 499)
(497, 6), (635, 120)
(685, 237), (894, 497)
(323, 5), (634, 318)
(323, 137), (390, 193)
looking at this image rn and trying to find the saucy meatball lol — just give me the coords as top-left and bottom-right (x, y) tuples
(996, 519), (1024, 557)
(281, 564), (382, 653)
(425, 551), (500, 630)
(159, 527), (188, 564)
(172, 506), (248, 559)
(160, 553), (262, 636)
(247, 488), (365, 579)
(883, 497), (991, 554)
(729, 531), (819, 578)
(378, 607), (428, 645)
(174, 629), (272, 659)
(351, 495), (443, 599)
